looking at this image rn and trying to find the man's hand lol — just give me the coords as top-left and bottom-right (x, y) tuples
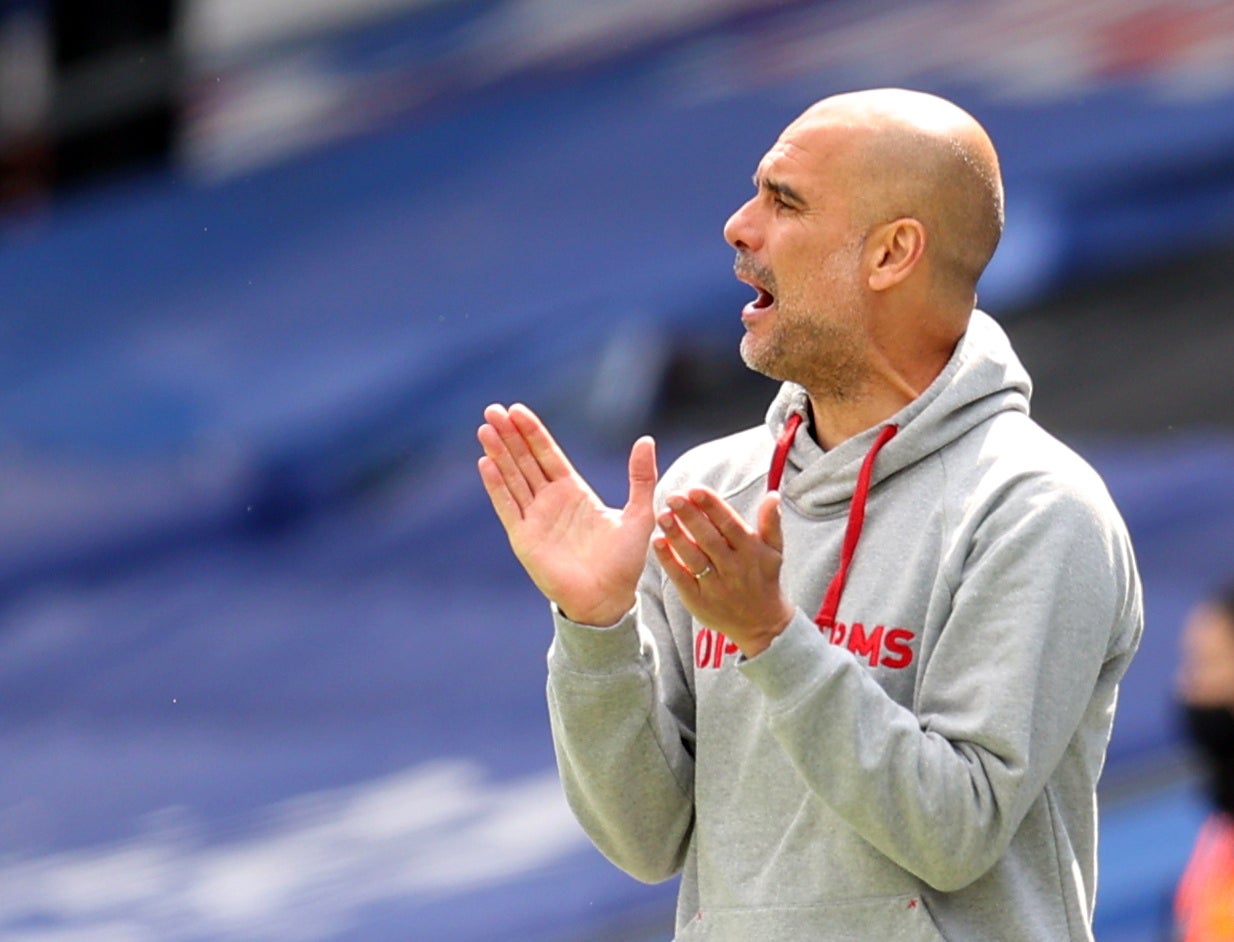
(477, 403), (658, 627)
(653, 488), (795, 658)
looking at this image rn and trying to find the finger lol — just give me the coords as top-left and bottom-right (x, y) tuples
(625, 436), (658, 520)
(686, 488), (757, 549)
(658, 508), (713, 578)
(483, 403), (549, 492)
(665, 493), (742, 560)
(477, 455), (525, 531)
(507, 403), (581, 483)
(652, 536), (704, 590)
(477, 420), (535, 511)
(758, 491), (784, 554)
(484, 403), (550, 492)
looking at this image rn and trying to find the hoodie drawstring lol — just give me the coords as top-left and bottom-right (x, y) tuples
(768, 413), (898, 630)
(767, 412), (805, 495)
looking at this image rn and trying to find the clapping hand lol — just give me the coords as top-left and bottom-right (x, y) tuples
(477, 403), (658, 627)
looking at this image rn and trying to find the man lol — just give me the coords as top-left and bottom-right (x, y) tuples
(1174, 582), (1234, 940)
(477, 88), (1142, 941)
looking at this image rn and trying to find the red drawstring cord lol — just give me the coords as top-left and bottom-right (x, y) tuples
(768, 412), (804, 493)
(768, 413), (898, 630)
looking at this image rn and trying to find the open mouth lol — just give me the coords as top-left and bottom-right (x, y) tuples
(750, 287), (775, 311)
(734, 257), (776, 316)
(740, 280), (777, 319)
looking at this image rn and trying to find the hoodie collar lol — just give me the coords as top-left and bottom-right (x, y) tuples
(765, 310), (1032, 513)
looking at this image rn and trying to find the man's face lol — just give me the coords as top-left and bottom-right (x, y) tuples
(722, 124), (870, 399)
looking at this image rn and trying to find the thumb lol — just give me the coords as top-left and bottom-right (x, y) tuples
(625, 435), (658, 518)
(758, 490), (784, 553)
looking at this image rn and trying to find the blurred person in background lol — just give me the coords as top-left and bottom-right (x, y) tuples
(1175, 582), (1234, 940)
(478, 88), (1143, 941)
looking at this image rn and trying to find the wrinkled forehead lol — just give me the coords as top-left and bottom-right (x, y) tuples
(756, 116), (863, 184)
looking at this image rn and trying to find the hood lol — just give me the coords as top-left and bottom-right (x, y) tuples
(766, 310), (1032, 514)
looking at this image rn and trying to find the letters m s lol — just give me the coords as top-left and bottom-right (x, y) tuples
(829, 621), (916, 669)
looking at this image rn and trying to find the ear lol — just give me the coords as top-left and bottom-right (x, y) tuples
(866, 218), (926, 292)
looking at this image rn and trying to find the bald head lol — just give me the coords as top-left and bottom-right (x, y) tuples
(789, 88), (1004, 303)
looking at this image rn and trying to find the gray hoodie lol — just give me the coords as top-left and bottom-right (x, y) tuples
(546, 311), (1143, 941)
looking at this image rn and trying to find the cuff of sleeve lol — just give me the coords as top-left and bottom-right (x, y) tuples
(738, 612), (835, 704)
(549, 602), (643, 674)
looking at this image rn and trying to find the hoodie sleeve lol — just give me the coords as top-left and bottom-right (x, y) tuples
(546, 559), (696, 883)
(739, 468), (1142, 892)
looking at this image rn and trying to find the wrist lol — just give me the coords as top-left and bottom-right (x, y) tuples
(736, 602), (796, 659)
(556, 594), (636, 628)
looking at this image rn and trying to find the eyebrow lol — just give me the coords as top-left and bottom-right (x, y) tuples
(753, 173), (807, 207)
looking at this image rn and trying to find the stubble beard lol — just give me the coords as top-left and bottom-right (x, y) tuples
(740, 296), (869, 403)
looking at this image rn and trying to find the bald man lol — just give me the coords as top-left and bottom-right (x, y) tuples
(478, 89), (1142, 941)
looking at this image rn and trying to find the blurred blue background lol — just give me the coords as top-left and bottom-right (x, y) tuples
(2, 0), (1234, 939)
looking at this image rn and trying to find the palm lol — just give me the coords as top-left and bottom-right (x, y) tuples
(510, 471), (652, 611)
(478, 404), (657, 626)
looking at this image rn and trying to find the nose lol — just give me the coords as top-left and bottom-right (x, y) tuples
(723, 197), (760, 251)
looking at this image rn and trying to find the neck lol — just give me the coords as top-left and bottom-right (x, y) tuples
(805, 343), (950, 449)
(806, 385), (914, 450)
